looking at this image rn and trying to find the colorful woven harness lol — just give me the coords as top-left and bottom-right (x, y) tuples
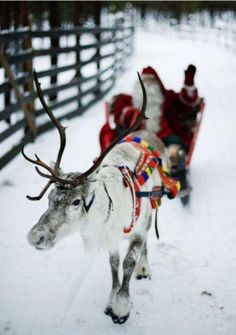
(119, 136), (181, 234)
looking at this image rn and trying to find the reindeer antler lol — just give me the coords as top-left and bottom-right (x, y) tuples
(22, 71), (73, 200)
(22, 148), (58, 179)
(33, 71), (66, 172)
(23, 71), (147, 200)
(26, 181), (53, 201)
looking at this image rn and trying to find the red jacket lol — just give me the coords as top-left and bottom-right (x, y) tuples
(158, 90), (201, 149)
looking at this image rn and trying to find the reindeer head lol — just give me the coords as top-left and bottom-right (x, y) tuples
(26, 173), (89, 250)
(24, 71), (147, 250)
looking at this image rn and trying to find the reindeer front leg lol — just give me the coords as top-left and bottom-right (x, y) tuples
(105, 251), (120, 316)
(109, 235), (143, 324)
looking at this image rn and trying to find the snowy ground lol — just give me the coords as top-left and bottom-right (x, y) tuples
(1, 26), (236, 335)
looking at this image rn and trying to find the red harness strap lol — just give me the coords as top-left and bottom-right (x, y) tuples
(119, 166), (141, 234)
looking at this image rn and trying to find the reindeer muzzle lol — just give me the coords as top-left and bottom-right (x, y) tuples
(27, 225), (55, 250)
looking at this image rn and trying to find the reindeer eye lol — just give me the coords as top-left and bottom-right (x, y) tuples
(72, 199), (81, 206)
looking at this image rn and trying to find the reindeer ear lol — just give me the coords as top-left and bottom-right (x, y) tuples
(49, 161), (56, 169)
(57, 167), (64, 176)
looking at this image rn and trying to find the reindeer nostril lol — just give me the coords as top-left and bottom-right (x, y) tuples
(27, 228), (55, 249)
(35, 234), (45, 245)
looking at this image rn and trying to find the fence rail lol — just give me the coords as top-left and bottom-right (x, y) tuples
(0, 25), (134, 170)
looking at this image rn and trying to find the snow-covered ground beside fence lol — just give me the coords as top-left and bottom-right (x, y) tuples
(0, 26), (236, 335)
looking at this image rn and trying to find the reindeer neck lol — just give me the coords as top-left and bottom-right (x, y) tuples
(86, 165), (132, 224)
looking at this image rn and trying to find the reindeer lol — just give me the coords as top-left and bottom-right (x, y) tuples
(23, 72), (179, 324)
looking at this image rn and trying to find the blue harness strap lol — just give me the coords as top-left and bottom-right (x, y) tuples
(136, 189), (166, 198)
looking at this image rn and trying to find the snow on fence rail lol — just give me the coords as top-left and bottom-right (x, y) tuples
(0, 25), (134, 170)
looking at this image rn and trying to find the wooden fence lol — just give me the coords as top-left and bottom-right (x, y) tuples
(0, 25), (134, 170)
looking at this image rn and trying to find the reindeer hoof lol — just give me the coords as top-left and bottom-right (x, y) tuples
(136, 274), (150, 280)
(105, 308), (129, 324)
(111, 311), (130, 324)
(135, 264), (151, 280)
(104, 306), (112, 316)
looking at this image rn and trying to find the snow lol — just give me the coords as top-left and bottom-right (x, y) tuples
(1, 26), (236, 335)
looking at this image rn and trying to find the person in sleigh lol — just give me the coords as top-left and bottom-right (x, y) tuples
(158, 64), (204, 192)
(99, 66), (168, 152)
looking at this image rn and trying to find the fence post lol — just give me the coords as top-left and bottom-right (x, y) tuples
(112, 27), (118, 82)
(1, 1), (12, 124)
(94, 2), (102, 96)
(76, 31), (83, 110)
(0, 52), (37, 139)
(73, 3), (83, 112)
(49, 2), (60, 101)
(2, 57), (11, 124)
(22, 12), (35, 137)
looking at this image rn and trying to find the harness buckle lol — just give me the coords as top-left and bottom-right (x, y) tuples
(150, 186), (162, 209)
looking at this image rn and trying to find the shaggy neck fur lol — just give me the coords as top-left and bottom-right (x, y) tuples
(80, 165), (133, 253)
